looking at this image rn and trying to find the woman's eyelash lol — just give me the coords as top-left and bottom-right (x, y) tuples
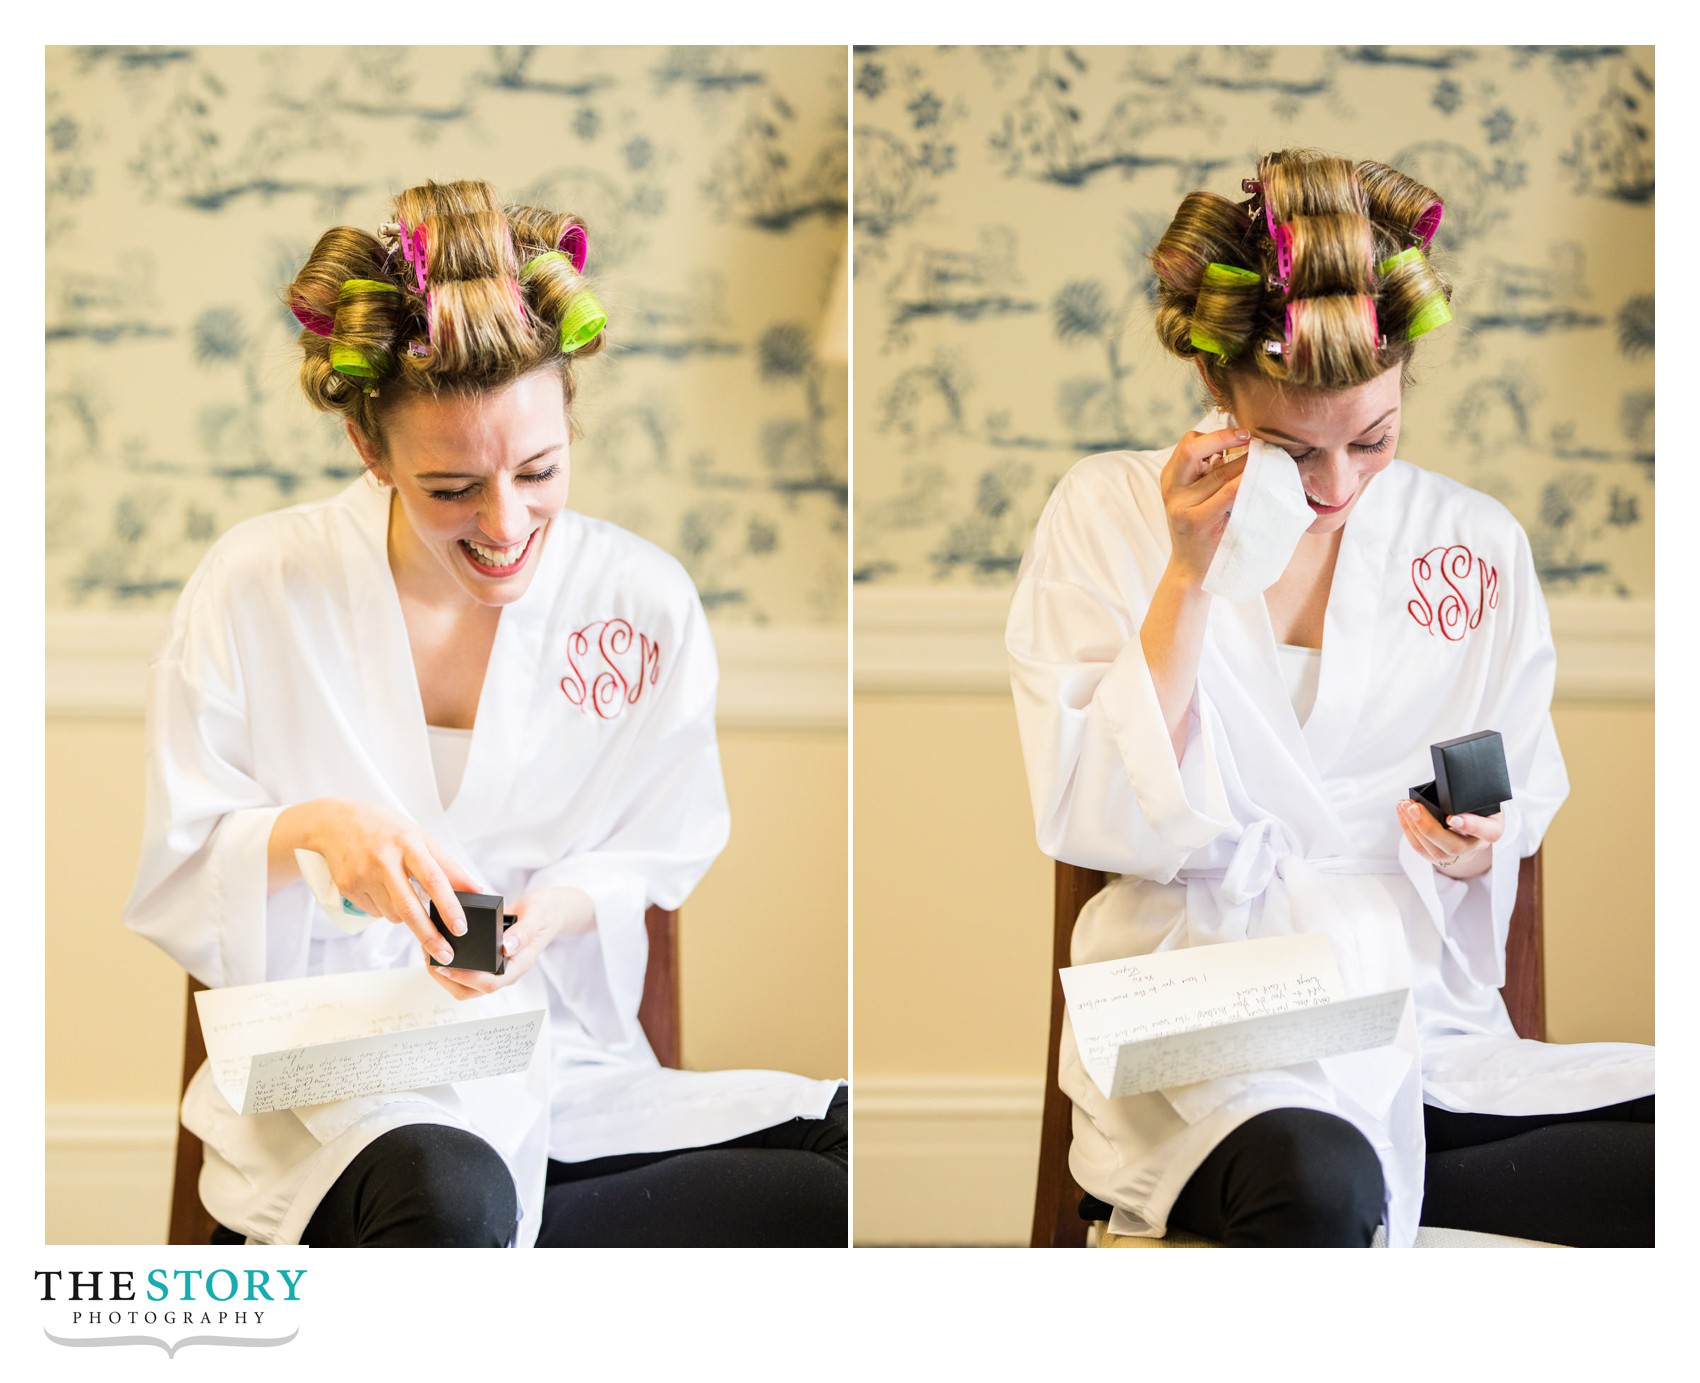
(1284, 435), (1393, 463)
(427, 465), (561, 502)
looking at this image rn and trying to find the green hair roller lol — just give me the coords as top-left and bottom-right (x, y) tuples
(521, 251), (608, 355)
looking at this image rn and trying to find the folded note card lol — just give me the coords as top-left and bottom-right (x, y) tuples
(194, 968), (544, 1116)
(1060, 933), (1406, 1100)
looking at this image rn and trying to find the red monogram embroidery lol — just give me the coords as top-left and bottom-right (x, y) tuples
(561, 619), (662, 719)
(1408, 544), (1499, 641)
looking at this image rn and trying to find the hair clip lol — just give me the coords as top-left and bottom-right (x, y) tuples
(1262, 338), (1283, 356)
(396, 222), (429, 292)
(406, 339), (430, 358)
(1241, 178), (1262, 194)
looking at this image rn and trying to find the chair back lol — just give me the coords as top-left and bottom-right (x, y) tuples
(1030, 852), (1545, 1248)
(168, 905), (682, 1245)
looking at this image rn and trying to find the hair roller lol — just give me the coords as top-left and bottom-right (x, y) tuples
(1279, 295), (1381, 385)
(1189, 263), (1262, 362)
(424, 277), (534, 376)
(1357, 160), (1445, 249)
(1150, 192), (1252, 292)
(288, 226), (387, 337)
(394, 180), (499, 232)
(1258, 150), (1368, 228)
(521, 251), (608, 355)
(1377, 246), (1453, 341)
(420, 210), (520, 285)
(327, 278), (403, 388)
(1284, 214), (1376, 298)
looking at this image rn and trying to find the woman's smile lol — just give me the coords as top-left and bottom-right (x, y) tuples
(459, 528), (540, 576)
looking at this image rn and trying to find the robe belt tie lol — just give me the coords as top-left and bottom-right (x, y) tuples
(1186, 818), (1402, 907)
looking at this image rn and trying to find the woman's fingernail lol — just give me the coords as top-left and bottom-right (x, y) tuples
(1236, 430), (1250, 440)
(436, 948), (454, 964)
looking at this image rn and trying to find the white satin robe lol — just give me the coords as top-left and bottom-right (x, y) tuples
(125, 477), (838, 1246)
(1007, 432), (1653, 1247)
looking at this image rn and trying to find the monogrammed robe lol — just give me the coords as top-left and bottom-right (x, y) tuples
(1006, 427), (1653, 1247)
(125, 477), (836, 1246)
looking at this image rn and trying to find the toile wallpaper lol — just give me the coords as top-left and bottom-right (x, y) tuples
(46, 45), (848, 626)
(852, 45), (1654, 600)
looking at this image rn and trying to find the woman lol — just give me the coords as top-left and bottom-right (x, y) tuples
(125, 179), (845, 1248)
(1006, 150), (1653, 1247)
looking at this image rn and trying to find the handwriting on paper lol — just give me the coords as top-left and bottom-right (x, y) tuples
(1107, 989), (1406, 1098)
(244, 1012), (544, 1115)
(1059, 933), (1404, 1099)
(194, 968), (544, 1115)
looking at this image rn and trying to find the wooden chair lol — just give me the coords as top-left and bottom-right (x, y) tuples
(167, 906), (682, 1246)
(1031, 853), (1545, 1248)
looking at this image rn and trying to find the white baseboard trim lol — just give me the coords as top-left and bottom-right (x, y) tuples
(854, 587), (1653, 703)
(52, 1085), (1044, 1248)
(46, 613), (847, 731)
(853, 1076), (1042, 1246)
(45, 1104), (177, 1245)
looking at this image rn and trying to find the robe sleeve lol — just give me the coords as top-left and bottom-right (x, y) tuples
(122, 555), (301, 990)
(520, 584), (730, 1048)
(1432, 512), (1569, 988)
(1006, 457), (1234, 879)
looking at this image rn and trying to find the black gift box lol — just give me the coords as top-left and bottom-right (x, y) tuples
(1410, 730), (1513, 823)
(428, 891), (516, 974)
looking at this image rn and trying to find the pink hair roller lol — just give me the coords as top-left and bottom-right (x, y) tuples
(411, 226), (429, 292)
(290, 295), (335, 337)
(560, 225), (588, 274)
(1273, 222), (1294, 292)
(1411, 200), (1443, 249)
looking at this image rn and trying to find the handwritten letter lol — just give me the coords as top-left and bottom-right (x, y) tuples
(1060, 933), (1406, 1099)
(194, 969), (545, 1115)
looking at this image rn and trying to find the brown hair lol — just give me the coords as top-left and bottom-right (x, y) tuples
(284, 179), (607, 452)
(1149, 149), (1452, 394)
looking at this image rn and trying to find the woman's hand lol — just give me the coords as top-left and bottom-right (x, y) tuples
(270, 798), (482, 965)
(1140, 426), (1250, 761)
(1158, 426), (1250, 588)
(429, 885), (597, 1001)
(1396, 799), (1503, 880)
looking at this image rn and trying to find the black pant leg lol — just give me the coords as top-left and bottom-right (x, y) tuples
(1167, 1108), (1386, 1247)
(537, 1086), (848, 1247)
(1420, 1098), (1654, 1246)
(300, 1124), (519, 1248)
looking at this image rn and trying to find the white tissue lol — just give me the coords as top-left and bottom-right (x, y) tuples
(1201, 438), (1314, 602)
(295, 848), (375, 934)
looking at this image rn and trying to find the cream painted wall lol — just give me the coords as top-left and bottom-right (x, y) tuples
(45, 716), (845, 1241)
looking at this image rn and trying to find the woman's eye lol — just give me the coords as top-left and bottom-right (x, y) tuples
(519, 466), (560, 485)
(1353, 434), (1393, 454)
(428, 486), (475, 502)
(1286, 448), (1318, 463)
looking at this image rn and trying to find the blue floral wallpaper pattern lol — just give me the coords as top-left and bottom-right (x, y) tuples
(47, 45), (847, 625)
(852, 46), (1653, 598)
